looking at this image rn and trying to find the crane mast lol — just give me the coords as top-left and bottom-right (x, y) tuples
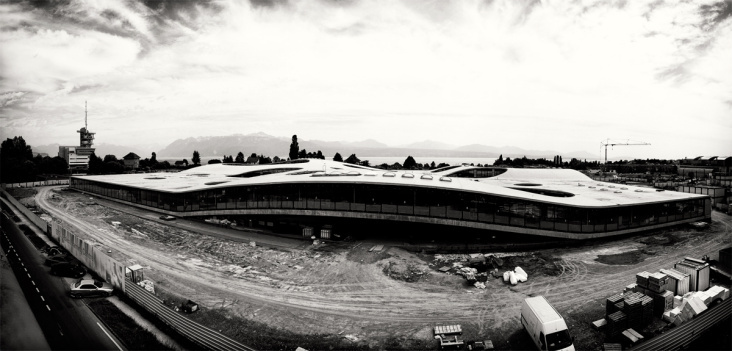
(601, 139), (651, 164)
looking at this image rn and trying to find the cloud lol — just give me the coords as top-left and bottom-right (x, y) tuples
(0, 0), (730, 158)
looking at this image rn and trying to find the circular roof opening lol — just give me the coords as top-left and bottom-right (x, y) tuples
(514, 183), (541, 186)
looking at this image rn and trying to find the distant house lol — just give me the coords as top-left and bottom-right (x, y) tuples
(174, 160), (188, 167)
(123, 152), (141, 169)
(245, 156), (259, 165)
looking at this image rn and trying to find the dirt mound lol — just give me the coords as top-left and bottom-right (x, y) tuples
(595, 249), (645, 265)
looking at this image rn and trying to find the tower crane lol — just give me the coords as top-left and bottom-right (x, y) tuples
(600, 139), (651, 164)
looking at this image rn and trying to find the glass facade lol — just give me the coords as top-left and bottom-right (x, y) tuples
(70, 178), (707, 235)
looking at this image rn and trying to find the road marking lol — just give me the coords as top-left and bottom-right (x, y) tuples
(46, 305), (51, 311)
(20, 262), (23, 266)
(24, 267), (27, 271)
(31, 280), (35, 286)
(41, 296), (45, 301)
(97, 322), (123, 351)
(36, 288), (39, 293)
(27, 273), (31, 278)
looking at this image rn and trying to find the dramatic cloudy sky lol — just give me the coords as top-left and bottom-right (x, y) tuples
(1, 0), (730, 159)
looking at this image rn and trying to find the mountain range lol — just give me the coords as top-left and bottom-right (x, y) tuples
(31, 132), (598, 161)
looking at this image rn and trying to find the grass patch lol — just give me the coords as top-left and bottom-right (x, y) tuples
(18, 224), (47, 249)
(86, 299), (172, 350)
(5, 187), (38, 200)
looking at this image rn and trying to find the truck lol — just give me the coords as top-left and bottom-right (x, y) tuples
(520, 296), (575, 351)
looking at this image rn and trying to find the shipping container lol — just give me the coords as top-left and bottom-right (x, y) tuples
(660, 268), (690, 296)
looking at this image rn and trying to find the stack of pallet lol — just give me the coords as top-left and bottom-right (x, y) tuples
(647, 272), (669, 294)
(651, 290), (674, 317)
(606, 294), (624, 315)
(606, 311), (627, 338)
(623, 294), (644, 330)
(635, 271), (651, 294)
(640, 295), (654, 325)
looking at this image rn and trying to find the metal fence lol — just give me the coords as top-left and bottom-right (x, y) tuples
(631, 298), (731, 351)
(2, 179), (69, 188)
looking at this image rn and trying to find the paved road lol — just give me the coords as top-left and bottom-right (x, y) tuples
(42, 186), (306, 250)
(0, 211), (125, 350)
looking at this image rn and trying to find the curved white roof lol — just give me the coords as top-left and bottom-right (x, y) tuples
(75, 159), (706, 208)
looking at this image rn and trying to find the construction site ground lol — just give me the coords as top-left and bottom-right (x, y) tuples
(16, 186), (732, 350)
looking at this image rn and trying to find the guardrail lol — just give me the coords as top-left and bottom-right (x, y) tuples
(631, 298), (731, 351)
(124, 279), (255, 351)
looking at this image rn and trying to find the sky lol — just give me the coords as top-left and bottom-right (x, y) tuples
(1, 0), (731, 159)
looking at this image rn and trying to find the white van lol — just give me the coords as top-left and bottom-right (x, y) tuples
(520, 296), (575, 351)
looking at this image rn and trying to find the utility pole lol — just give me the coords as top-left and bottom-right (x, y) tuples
(600, 139), (651, 164)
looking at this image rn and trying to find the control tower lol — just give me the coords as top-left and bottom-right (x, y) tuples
(59, 102), (96, 172)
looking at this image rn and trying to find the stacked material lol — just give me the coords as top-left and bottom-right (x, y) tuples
(621, 328), (644, 345)
(514, 267), (528, 282)
(674, 258), (710, 292)
(641, 295), (654, 325)
(660, 268), (690, 296)
(603, 343), (622, 351)
(636, 271), (650, 288)
(651, 290), (673, 317)
(623, 294), (644, 330)
(624, 283), (637, 293)
(647, 272), (669, 293)
(606, 311), (627, 338)
(662, 295), (707, 325)
(706, 285), (730, 301)
(606, 294), (624, 315)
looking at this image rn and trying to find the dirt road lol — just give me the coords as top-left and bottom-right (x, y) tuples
(34, 186), (732, 349)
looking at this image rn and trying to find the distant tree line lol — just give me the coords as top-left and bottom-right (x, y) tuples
(1, 136), (69, 183)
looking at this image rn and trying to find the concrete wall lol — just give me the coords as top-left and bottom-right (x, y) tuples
(0, 188), (50, 233)
(50, 220), (126, 291)
(2, 180), (69, 188)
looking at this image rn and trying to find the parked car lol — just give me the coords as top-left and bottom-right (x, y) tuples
(69, 279), (114, 298)
(41, 245), (67, 256)
(159, 215), (176, 221)
(50, 262), (86, 278)
(44, 254), (78, 266)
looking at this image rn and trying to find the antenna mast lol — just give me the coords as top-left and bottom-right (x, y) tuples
(85, 101), (88, 129)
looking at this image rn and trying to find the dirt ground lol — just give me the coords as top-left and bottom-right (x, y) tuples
(24, 186), (732, 350)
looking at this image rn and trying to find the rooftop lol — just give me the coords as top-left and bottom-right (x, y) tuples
(74, 159), (707, 208)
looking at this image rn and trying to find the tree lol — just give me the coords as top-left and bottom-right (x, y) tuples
(344, 154), (360, 164)
(192, 150), (200, 165)
(103, 155), (118, 163)
(430, 161), (436, 169)
(208, 159), (222, 164)
(88, 152), (104, 174)
(298, 149), (307, 159)
(235, 152), (245, 163)
(495, 154), (504, 165)
(151, 152), (157, 163)
(360, 160), (370, 167)
(403, 156), (418, 169)
(1, 136), (35, 182)
(333, 152), (343, 162)
(316, 150), (324, 159)
(289, 135), (299, 160)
